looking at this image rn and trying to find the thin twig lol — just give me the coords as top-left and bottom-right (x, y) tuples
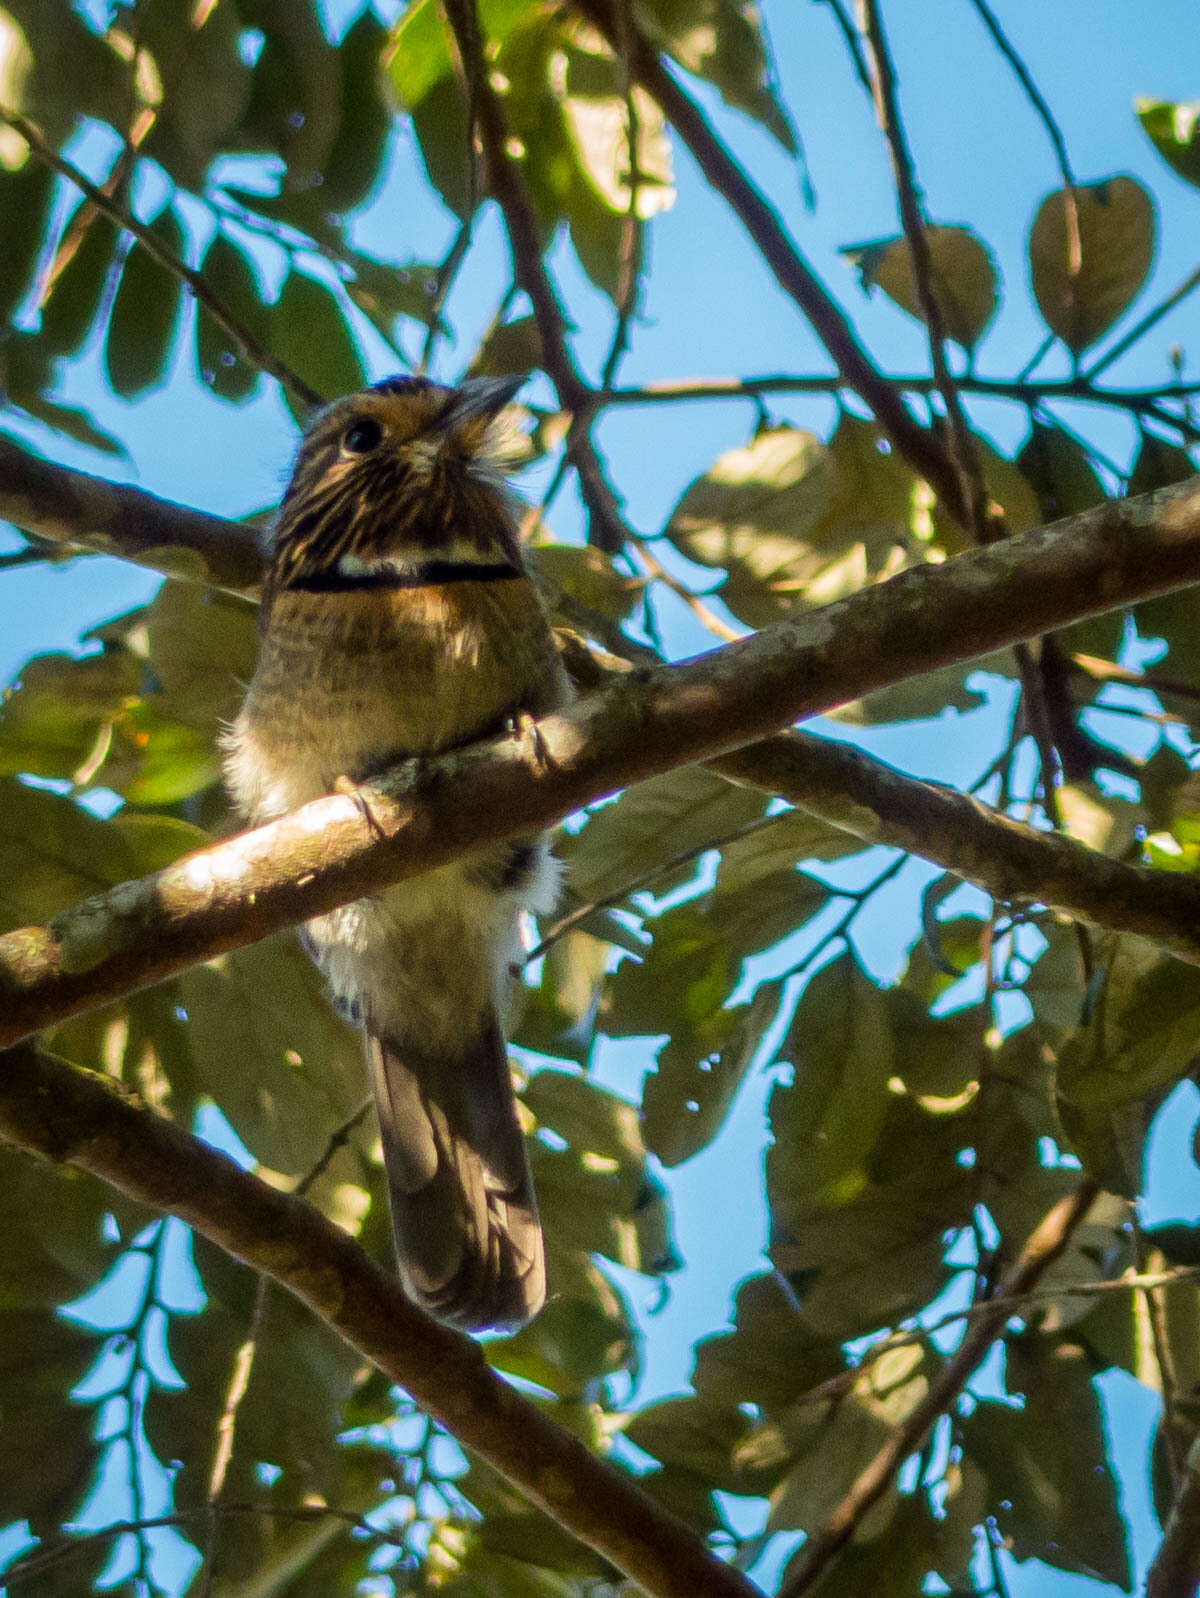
(1136, 1221), (1188, 1494)
(966, 0), (1081, 285)
(855, 0), (993, 539)
(1148, 1435), (1200, 1598)
(419, 219), (473, 375)
(528, 809), (792, 961)
(1, 1502), (405, 1589)
(599, 0), (645, 394)
(779, 1181), (1099, 1596)
(441, 0), (635, 551)
(0, 107), (322, 409)
(574, 0), (974, 528)
(631, 539), (742, 641)
(815, 0), (873, 95)
(1085, 260), (1200, 383)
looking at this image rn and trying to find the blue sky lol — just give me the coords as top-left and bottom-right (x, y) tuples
(4, 1), (1200, 1592)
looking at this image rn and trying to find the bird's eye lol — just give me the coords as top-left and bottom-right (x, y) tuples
(342, 417), (383, 454)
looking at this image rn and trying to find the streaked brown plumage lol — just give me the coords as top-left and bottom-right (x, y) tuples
(224, 375), (570, 1332)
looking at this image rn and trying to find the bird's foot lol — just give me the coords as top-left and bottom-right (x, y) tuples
(333, 774), (387, 840)
(506, 710), (552, 772)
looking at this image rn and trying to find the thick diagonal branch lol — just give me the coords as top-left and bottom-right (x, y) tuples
(0, 1042), (757, 1598)
(0, 433), (264, 595)
(3, 476), (1200, 1045)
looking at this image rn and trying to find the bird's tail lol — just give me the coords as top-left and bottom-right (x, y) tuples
(364, 1013), (545, 1334)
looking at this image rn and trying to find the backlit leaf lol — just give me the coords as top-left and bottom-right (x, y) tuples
(1029, 176), (1156, 355)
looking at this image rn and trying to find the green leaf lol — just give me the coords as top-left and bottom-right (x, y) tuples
(0, 160), (53, 323)
(535, 540), (644, 625)
(844, 224), (1000, 352)
(36, 213), (121, 359)
(0, 646), (139, 785)
(963, 1339), (1131, 1589)
(1137, 98), (1200, 190)
(1128, 431), (1196, 496)
(624, 1395), (757, 1494)
(271, 268), (366, 409)
(148, 1237), (365, 1584)
(562, 767), (768, 904)
(642, 980), (780, 1166)
(513, 930), (608, 1065)
(641, 0), (798, 153)
(692, 1269), (847, 1411)
(562, 42), (675, 221)
(1057, 934), (1200, 1111)
(770, 952), (896, 1209)
(136, 0), (251, 190)
(768, 1091), (972, 1339)
(0, 776), (140, 929)
(662, 425), (836, 625)
(178, 936), (368, 1175)
(105, 209), (186, 399)
(1028, 175), (1157, 355)
(195, 231), (270, 404)
(762, 1342), (932, 1536)
(492, 1254), (637, 1393)
(469, 314), (543, 379)
(236, 0), (340, 181)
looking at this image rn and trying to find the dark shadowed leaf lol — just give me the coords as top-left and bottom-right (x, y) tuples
(691, 1270), (847, 1412)
(562, 767), (768, 904)
(1029, 176), (1156, 355)
(271, 269), (367, 410)
(0, 160), (53, 324)
(964, 1338), (1131, 1589)
(195, 231), (270, 403)
(642, 980), (781, 1166)
(642, 0), (798, 152)
(105, 208), (186, 399)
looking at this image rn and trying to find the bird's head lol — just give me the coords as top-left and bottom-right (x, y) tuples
(269, 374), (528, 593)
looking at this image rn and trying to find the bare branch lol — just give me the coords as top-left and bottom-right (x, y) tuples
(710, 726), (1200, 966)
(3, 476), (1200, 1044)
(966, 0), (1081, 285)
(780, 1181), (1100, 1596)
(0, 1042), (757, 1598)
(0, 432), (264, 595)
(441, 0), (634, 552)
(856, 0), (993, 539)
(0, 108), (323, 410)
(573, 0), (974, 527)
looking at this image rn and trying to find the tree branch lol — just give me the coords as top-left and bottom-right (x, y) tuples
(441, 0), (634, 552)
(0, 109), (323, 411)
(709, 729), (1200, 965)
(1148, 1435), (1200, 1598)
(573, 0), (973, 526)
(0, 1042), (756, 1598)
(3, 476), (1200, 1044)
(779, 1181), (1100, 1596)
(0, 432), (264, 596)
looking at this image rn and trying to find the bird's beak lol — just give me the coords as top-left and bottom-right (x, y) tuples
(451, 373), (526, 421)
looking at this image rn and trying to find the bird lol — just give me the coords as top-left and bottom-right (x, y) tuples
(223, 374), (570, 1334)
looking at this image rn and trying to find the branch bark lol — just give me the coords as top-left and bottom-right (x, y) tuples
(4, 477), (1200, 1044)
(0, 433), (264, 596)
(0, 1041), (757, 1598)
(779, 1181), (1100, 1596)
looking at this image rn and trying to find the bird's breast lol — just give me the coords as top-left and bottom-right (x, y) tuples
(225, 577), (565, 822)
